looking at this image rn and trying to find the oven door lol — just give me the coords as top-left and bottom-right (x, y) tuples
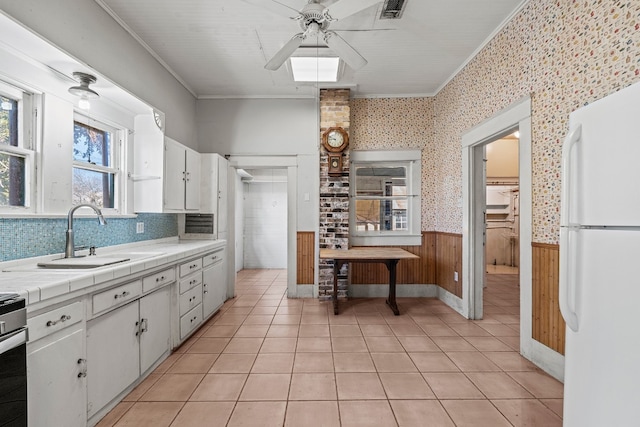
(0, 328), (28, 426)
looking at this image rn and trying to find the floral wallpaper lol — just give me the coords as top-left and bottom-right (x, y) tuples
(352, 0), (640, 244)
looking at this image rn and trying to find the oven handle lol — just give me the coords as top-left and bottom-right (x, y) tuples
(0, 328), (28, 355)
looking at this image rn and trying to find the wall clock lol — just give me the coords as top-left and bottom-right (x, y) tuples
(322, 127), (349, 153)
(322, 127), (349, 176)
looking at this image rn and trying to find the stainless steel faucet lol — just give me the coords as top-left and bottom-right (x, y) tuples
(64, 204), (107, 258)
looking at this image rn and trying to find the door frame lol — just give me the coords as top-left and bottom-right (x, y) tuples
(227, 155), (298, 299)
(461, 97), (563, 377)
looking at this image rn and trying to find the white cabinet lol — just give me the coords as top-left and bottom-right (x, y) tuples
(87, 301), (139, 418)
(164, 137), (200, 211)
(140, 286), (172, 373)
(87, 285), (171, 418)
(133, 113), (200, 212)
(203, 249), (227, 319)
(27, 302), (86, 427)
(175, 249), (227, 344)
(200, 154), (229, 237)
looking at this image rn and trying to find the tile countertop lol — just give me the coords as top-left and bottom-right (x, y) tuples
(0, 237), (225, 309)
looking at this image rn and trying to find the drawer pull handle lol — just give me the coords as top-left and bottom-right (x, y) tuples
(190, 264), (198, 269)
(203, 290), (208, 294)
(155, 275), (166, 283)
(46, 315), (71, 327)
(114, 291), (130, 299)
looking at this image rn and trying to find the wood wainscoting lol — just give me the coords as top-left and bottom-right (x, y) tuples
(435, 233), (463, 297)
(349, 232), (437, 285)
(532, 242), (565, 355)
(296, 232), (315, 284)
(297, 231), (463, 297)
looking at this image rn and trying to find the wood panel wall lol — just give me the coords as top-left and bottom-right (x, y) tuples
(350, 232), (437, 285)
(296, 232), (315, 284)
(532, 242), (565, 355)
(436, 233), (463, 297)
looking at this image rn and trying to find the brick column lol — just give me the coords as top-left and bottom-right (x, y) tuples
(319, 89), (350, 299)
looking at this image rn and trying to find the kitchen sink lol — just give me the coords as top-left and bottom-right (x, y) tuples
(37, 256), (131, 269)
(2, 252), (165, 272)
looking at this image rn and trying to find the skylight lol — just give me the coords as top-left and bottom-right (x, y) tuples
(290, 57), (340, 82)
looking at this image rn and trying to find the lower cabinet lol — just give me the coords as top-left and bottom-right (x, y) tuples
(27, 323), (86, 427)
(203, 257), (226, 319)
(87, 285), (171, 419)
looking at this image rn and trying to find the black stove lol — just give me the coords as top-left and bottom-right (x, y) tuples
(0, 292), (27, 426)
(0, 293), (25, 315)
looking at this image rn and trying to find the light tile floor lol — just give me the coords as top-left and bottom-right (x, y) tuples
(97, 268), (563, 426)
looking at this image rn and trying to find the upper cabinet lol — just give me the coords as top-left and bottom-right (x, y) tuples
(164, 138), (201, 211)
(133, 114), (200, 213)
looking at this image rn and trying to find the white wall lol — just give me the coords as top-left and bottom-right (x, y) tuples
(0, 0), (197, 147)
(243, 170), (288, 269)
(196, 98), (318, 155)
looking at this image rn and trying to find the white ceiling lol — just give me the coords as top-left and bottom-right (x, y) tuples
(96, 0), (526, 99)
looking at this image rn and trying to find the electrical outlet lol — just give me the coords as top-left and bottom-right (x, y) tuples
(136, 222), (144, 234)
(454, 271), (459, 282)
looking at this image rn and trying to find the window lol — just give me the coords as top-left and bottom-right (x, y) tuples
(350, 150), (421, 246)
(72, 115), (121, 210)
(0, 81), (34, 210)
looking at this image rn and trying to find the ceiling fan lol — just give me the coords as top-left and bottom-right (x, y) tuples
(243, 0), (382, 71)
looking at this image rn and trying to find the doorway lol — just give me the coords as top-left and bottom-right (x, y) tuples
(484, 135), (521, 350)
(461, 97), (532, 346)
(241, 168), (288, 269)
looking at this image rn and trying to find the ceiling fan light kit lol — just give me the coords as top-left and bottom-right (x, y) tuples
(251, 0), (381, 72)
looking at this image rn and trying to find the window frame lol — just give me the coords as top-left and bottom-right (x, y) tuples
(72, 113), (124, 214)
(349, 149), (422, 246)
(0, 80), (36, 213)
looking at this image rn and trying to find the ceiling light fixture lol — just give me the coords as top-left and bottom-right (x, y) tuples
(68, 72), (99, 110)
(291, 57), (340, 82)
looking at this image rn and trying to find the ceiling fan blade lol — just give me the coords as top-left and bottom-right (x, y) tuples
(325, 0), (381, 21)
(265, 33), (305, 70)
(323, 31), (367, 70)
(241, 0), (301, 19)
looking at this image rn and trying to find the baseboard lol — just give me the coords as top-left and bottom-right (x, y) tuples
(348, 284), (439, 298)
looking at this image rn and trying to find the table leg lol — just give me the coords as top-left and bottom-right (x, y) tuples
(333, 261), (340, 315)
(385, 260), (400, 315)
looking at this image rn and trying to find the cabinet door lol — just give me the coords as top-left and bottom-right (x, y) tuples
(185, 148), (201, 210)
(203, 261), (226, 319)
(139, 286), (172, 374)
(87, 302), (140, 418)
(27, 324), (86, 427)
(164, 138), (186, 211)
(217, 156), (229, 234)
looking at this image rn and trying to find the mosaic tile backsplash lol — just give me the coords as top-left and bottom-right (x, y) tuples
(0, 214), (178, 262)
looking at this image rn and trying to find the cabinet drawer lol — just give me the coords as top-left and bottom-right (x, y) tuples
(179, 258), (202, 277)
(179, 284), (202, 316)
(28, 301), (83, 342)
(179, 272), (202, 294)
(142, 267), (176, 293)
(202, 250), (223, 267)
(92, 280), (142, 315)
(180, 304), (202, 339)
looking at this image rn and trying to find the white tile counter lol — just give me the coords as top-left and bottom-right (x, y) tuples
(0, 237), (225, 310)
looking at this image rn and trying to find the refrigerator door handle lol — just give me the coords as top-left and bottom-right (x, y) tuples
(559, 227), (580, 332)
(560, 124), (582, 227)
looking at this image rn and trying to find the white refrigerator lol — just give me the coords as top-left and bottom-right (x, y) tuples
(560, 81), (640, 426)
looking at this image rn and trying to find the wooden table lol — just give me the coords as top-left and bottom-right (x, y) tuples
(319, 247), (419, 315)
